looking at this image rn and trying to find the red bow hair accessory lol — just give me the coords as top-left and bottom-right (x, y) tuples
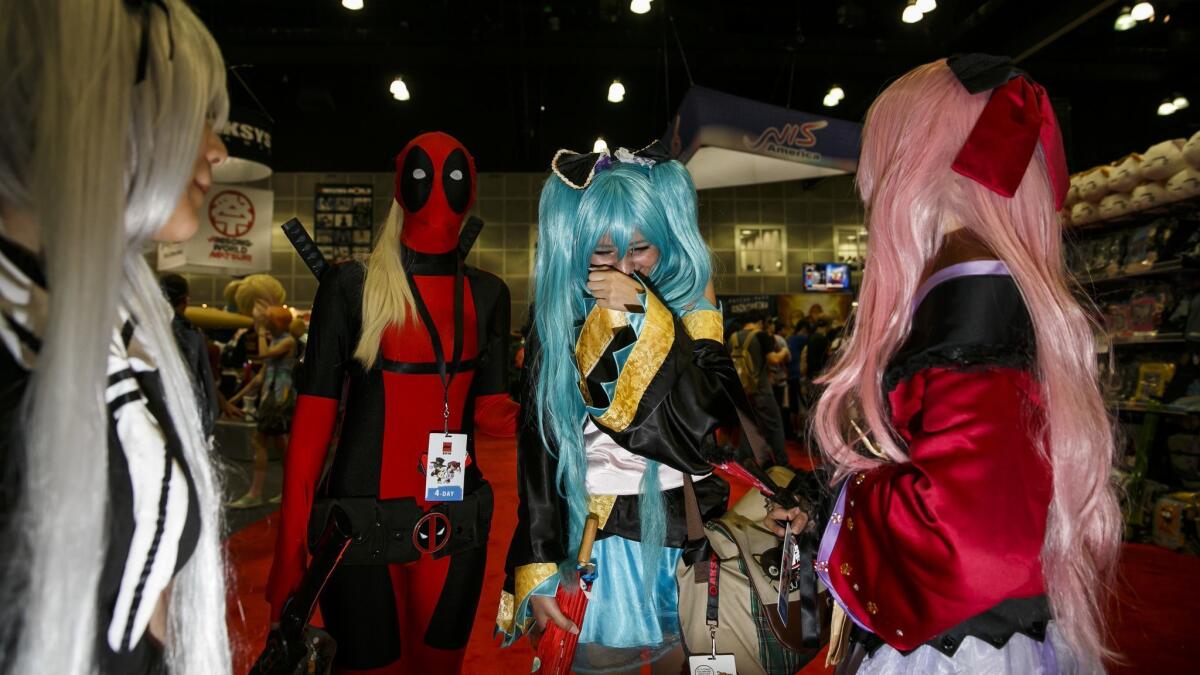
(948, 54), (1070, 210)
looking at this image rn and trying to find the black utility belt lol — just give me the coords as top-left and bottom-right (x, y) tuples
(307, 482), (493, 565)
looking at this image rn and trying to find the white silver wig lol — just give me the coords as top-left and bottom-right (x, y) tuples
(0, 1), (231, 673)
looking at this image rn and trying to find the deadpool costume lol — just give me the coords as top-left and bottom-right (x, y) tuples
(266, 132), (517, 674)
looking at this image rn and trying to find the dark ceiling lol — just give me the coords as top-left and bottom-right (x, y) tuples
(194, 0), (1200, 175)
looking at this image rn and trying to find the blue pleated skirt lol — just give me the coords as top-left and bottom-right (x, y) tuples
(573, 536), (682, 673)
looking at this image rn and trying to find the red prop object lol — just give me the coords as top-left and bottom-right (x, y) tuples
(715, 460), (778, 499)
(951, 76), (1070, 210)
(533, 515), (600, 675)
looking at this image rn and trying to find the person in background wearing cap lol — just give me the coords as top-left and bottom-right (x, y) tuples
(161, 273), (238, 436)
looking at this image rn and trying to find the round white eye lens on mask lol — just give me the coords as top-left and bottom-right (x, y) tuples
(450, 169), (464, 181)
(413, 168), (427, 180)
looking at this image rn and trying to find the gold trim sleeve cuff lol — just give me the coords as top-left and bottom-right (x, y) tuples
(496, 562), (561, 646)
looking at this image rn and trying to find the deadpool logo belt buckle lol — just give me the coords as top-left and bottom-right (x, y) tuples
(412, 510), (452, 555)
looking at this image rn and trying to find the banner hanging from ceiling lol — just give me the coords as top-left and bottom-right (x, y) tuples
(157, 184), (274, 275)
(213, 106), (273, 183)
(662, 86), (862, 190)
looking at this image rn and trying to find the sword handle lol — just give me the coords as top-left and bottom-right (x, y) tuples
(577, 514), (600, 566)
(280, 218), (329, 280)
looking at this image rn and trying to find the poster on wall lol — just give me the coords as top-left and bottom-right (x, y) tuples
(718, 293), (853, 334)
(157, 184), (274, 275)
(776, 293), (853, 330)
(314, 183), (373, 263)
(720, 294), (776, 322)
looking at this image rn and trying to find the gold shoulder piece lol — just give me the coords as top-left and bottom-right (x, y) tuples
(682, 309), (724, 342)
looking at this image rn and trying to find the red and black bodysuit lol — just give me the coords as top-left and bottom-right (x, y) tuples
(266, 132), (517, 674)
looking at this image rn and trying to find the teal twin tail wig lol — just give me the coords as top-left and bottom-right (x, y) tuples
(530, 158), (712, 593)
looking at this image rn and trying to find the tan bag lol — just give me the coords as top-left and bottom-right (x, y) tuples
(676, 467), (830, 675)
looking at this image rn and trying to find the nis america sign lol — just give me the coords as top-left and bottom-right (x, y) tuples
(742, 121), (829, 162)
(157, 184), (274, 275)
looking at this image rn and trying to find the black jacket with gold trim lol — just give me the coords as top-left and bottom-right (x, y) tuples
(495, 287), (747, 640)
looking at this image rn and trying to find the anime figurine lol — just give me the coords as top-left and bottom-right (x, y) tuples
(266, 132), (517, 673)
(496, 144), (763, 673)
(800, 55), (1120, 673)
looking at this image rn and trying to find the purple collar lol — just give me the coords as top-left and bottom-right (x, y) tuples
(911, 260), (1010, 317)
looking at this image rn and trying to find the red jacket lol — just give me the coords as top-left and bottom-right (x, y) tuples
(819, 270), (1053, 652)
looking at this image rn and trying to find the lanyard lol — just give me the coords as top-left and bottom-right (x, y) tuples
(707, 550), (720, 656)
(405, 255), (465, 435)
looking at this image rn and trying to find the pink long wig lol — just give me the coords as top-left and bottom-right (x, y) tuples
(813, 60), (1121, 668)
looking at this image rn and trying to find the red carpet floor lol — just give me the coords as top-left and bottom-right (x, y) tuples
(227, 437), (1200, 674)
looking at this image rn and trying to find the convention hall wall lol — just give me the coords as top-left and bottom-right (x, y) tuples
(174, 172), (866, 330)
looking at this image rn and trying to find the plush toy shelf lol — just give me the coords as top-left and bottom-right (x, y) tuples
(1067, 194), (1200, 232)
(1082, 259), (1200, 286)
(1108, 401), (1200, 418)
(1097, 332), (1188, 353)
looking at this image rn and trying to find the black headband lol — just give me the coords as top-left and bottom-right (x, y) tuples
(125, 0), (174, 84)
(946, 53), (1023, 94)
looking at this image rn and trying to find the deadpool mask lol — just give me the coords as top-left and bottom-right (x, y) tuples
(394, 131), (477, 254)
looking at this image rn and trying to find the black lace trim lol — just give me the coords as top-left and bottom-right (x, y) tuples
(884, 344), (1035, 393)
(853, 595), (1052, 657)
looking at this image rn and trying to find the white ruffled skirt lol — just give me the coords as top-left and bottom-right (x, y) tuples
(856, 623), (1095, 675)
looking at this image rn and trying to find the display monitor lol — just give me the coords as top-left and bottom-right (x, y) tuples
(803, 262), (851, 292)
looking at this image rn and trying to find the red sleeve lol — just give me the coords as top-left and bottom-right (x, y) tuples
(265, 394), (339, 620)
(825, 367), (1053, 650)
(263, 265), (359, 619)
(474, 392), (518, 438)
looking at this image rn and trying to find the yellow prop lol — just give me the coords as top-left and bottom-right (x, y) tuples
(184, 306), (253, 330)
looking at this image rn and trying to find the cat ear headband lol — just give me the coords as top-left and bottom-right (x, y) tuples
(550, 141), (673, 190)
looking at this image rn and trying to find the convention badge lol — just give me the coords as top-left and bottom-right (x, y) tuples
(777, 525), (797, 626)
(688, 654), (737, 675)
(425, 432), (467, 502)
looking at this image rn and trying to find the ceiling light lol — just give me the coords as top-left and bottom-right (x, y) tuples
(1131, 2), (1154, 21)
(593, 137), (608, 153)
(607, 79), (626, 103)
(342, 0), (364, 10)
(1173, 95), (1190, 110)
(630, 0), (652, 14)
(915, 0), (936, 12)
(389, 76), (410, 101)
(1157, 99), (1176, 116)
(823, 93), (840, 107)
(828, 85), (845, 101)
(1114, 8), (1136, 31)
(902, 3), (923, 24)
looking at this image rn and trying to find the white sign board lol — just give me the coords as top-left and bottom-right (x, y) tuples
(157, 184), (274, 275)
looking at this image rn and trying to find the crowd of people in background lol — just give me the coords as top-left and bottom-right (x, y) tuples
(724, 304), (845, 460)
(162, 273), (844, 497)
(159, 273), (307, 509)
